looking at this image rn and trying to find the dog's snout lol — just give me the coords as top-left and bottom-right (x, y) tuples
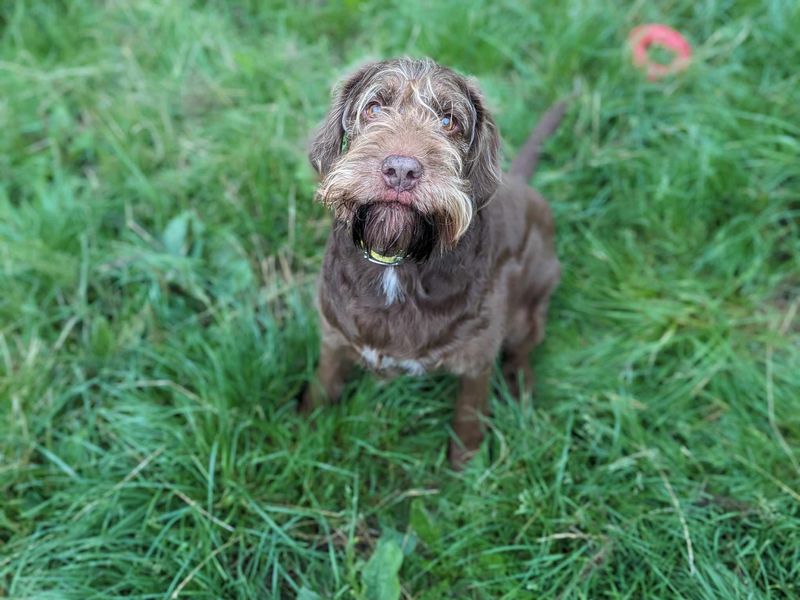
(381, 155), (423, 191)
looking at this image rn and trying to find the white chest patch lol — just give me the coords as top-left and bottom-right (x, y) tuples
(360, 346), (426, 376)
(361, 347), (380, 367)
(380, 267), (404, 305)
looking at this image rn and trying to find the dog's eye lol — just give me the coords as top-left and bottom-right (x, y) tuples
(364, 102), (382, 120)
(440, 114), (459, 133)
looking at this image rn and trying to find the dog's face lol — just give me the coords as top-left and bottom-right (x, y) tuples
(309, 58), (500, 262)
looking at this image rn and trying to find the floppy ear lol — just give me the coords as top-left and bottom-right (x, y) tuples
(464, 83), (501, 206)
(308, 62), (379, 176)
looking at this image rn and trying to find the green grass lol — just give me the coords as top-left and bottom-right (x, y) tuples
(1, 0), (799, 598)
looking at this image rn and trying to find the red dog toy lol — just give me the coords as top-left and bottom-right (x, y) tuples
(629, 24), (692, 80)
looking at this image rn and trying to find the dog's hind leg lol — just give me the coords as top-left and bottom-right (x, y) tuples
(501, 292), (554, 398)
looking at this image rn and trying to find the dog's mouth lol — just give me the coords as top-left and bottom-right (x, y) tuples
(351, 202), (437, 263)
(377, 189), (415, 205)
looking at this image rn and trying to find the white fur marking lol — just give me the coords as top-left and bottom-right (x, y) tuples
(381, 267), (404, 305)
(359, 346), (427, 375)
(398, 359), (426, 376)
(361, 347), (379, 368)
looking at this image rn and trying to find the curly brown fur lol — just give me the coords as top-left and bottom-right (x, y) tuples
(302, 57), (564, 469)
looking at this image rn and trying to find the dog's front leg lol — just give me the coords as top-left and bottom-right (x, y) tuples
(300, 340), (353, 413)
(448, 367), (492, 469)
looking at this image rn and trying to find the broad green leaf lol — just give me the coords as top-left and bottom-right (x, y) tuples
(296, 588), (321, 600)
(162, 211), (191, 256)
(362, 536), (404, 600)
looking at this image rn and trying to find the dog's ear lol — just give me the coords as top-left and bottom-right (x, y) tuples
(309, 62), (379, 176)
(464, 83), (501, 206)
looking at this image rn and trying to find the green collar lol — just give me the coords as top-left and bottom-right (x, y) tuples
(360, 243), (405, 266)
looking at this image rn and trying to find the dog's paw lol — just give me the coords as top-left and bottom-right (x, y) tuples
(502, 363), (535, 400)
(448, 440), (479, 471)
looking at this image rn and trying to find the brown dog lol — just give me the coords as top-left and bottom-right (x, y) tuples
(302, 57), (564, 468)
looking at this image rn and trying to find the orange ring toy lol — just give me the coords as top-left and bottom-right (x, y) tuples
(629, 24), (692, 80)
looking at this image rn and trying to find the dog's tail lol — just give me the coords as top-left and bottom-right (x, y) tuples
(509, 100), (567, 182)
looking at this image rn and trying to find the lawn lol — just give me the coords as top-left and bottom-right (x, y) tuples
(1, 0), (799, 598)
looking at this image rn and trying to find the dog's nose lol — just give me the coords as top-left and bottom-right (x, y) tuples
(381, 155), (423, 191)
